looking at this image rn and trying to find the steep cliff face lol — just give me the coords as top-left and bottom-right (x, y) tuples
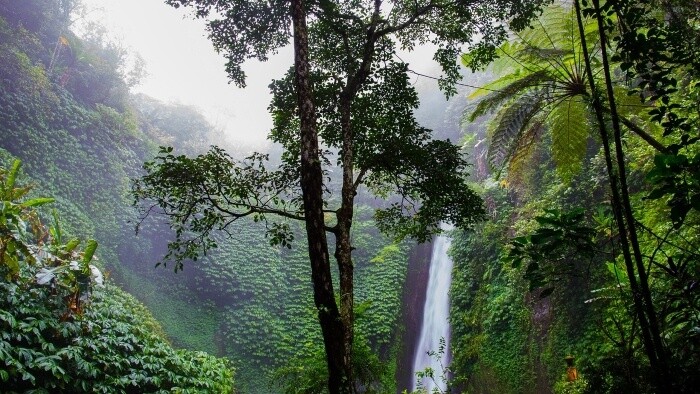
(396, 242), (432, 392)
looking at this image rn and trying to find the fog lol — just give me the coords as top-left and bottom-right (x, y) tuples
(78, 0), (442, 149)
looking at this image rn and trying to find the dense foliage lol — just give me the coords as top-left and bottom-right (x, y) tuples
(183, 209), (411, 393)
(0, 1), (413, 392)
(139, 0), (546, 390)
(0, 160), (235, 393)
(0, 0), (227, 360)
(449, 1), (699, 392)
(2, 0), (697, 393)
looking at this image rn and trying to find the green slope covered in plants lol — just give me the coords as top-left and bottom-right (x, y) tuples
(0, 159), (235, 393)
(0, 2), (412, 392)
(448, 3), (699, 393)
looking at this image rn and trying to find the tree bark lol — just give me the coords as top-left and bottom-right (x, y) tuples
(591, 0), (670, 387)
(290, 0), (351, 392)
(336, 91), (356, 393)
(573, 0), (662, 383)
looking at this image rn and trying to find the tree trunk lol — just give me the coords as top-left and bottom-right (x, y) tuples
(591, 0), (670, 387)
(573, 0), (663, 386)
(336, 92), (357, 393)
(290, 0), (352, 392)
(333, 30), (379, 391)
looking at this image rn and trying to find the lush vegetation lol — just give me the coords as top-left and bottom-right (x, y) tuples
(140, 0), (527, 389)
(178, 210), (411, 393)
(1, 0), (698, 393)
(449, 1), (699, 393)
(0, 0), (223, 358)
(0, 1), (413, 392)
(0, 160), (235, 393)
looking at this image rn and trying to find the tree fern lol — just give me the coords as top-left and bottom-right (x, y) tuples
(487, 92), (544, 173)
(549, 96), (590, 182)
(463, 3), (602, 181)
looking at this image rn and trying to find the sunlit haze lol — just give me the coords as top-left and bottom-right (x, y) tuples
(77, 0), (439, 149)
(78, 0), (290, 149)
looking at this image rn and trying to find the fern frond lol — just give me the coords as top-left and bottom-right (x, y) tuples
(467, 70), (525, 100)
(487, 92), (544, 173)
(522, 47), (568, 60)
(491, 40), (529, 75)
(516, 5), (599, 77)
(549, 96), (590, 183)
(468, 70), (549, 121)
(507, 118), (545, 186)
(524, 5), (575, 45)
(510, 119), (545, 170)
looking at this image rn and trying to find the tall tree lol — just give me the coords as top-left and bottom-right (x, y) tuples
(463, 4), (667, 182)
(135, 0), (550, 391)
(463, 2), (698, 390)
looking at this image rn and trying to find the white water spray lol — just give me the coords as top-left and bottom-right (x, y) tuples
(411, 228), (453, 392)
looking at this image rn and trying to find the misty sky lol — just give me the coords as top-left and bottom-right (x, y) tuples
(78, 0), (440, 148)
(78, 0), (290, 148)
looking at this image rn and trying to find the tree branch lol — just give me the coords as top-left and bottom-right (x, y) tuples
(600, 107), (669, 153)
(375, 1), (439, 37)
(353, 167), (368, 192)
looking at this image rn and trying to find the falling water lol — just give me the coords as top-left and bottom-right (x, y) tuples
(411, 228), (453, 392)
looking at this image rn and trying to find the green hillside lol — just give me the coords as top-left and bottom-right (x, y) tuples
(2, 1), (699, 393)
(0, 1), (410, 392)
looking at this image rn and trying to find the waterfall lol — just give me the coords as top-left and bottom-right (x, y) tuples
(411, 228), (453, 392)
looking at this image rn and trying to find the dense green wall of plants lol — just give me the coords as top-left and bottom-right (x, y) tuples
(0, 158), (235, 393)
(449, 4), (700, 392)
(449, 171), (602, 393)
(0, 2), (412, 392)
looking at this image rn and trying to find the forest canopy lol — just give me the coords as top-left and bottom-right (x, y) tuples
(0, 0), (699, 393)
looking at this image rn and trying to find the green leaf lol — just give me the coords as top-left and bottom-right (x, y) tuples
(20, 197), (55, 208)
(606, 262), (629, 284)
(64, 238), (81, 253)
(6, 159), (20, 193)
(530, 229), (563, 244)
(549, 96), (589, 183)
(82, 240), (98, 264)
(51, 209), (62, 245)
(4, 253), (20, 276)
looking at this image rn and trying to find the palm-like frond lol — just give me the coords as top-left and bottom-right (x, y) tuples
(507, 118), (546, 185)
(468, 70), (550, 121)
(463, 3), (602, 181)
(520, 6), (577, 48)
(549, 96), (590, 182)
(465, 67), (529, 101)
(513, 5), (597, 63)
(487, 92), (544, 173)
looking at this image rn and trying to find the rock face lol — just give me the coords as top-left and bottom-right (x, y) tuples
(412, 231), (454, 392)
(396, 242), (433, 392)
